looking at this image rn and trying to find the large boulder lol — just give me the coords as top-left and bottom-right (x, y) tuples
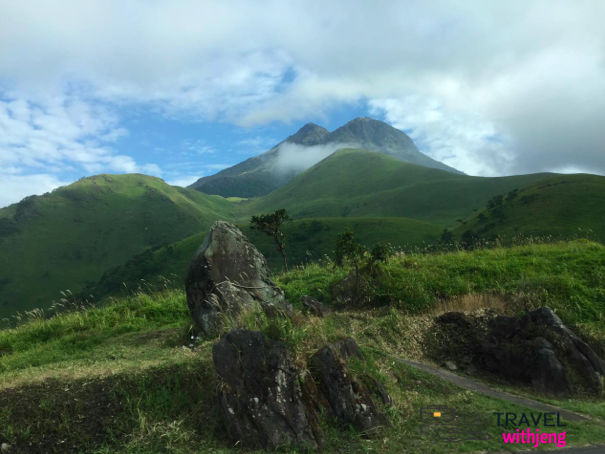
(481, 307), (605, 396)
(309, 338), (389, 432)
(213, 329), (321, 450)
(185, 221), (287, 334)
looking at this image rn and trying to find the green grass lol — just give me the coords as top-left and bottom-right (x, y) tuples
(278, 240), (605, 334)
(1, 293), (604, 453)
(0, 174), (235, 319)
(452, 174), (605, 243)
(243, 149), (553, 225)
(2, 149), (605, 324)
(1, 241), (605, 453)
(0, 289), (190, 376)
(82, 217), (442, 302)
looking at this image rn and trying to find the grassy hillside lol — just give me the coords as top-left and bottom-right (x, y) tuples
(452, 174), (605, 243)
(1, 241), (604, 453)
(0, 174), (235, 319)
(81, 217), (442, 302)
(280, 240), (605, 340)
(243, 149), (552, 225)
(2, 149), (605, 322)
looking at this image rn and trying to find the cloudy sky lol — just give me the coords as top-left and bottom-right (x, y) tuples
(1, 0), (604, 207)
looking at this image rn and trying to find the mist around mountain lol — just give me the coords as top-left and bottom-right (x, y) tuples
(189, 117), (462, 198)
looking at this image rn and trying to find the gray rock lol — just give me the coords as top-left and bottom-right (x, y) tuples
(301, 295), (331, 317)
(367, 376), (393, 406)
(213, 329), (321, 450)
(185, 221), (287, 334)
(481, 307), (605, 396)
(1, 443), (11, 453)
(531, 348), (568, 396)
(309, 338), (389, 432)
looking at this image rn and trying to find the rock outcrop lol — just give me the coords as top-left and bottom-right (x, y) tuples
(301, 295), (331, 317)
(482, 307), (605, 396)
(430, 307), (605, 396)
(213, 329), (321, 450)
(309, 338), (389, 432)
(185, 221), (287, 334)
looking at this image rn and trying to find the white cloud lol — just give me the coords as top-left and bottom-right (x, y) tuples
(166, 175), (200, 188)
(368, 97), (515, 176)
(100, 127), (129, 142)
(0, 174), (69, 208)
(274, 142), (353, 175)
(0, 0), (604, 180)
(0, 96), (162, 207)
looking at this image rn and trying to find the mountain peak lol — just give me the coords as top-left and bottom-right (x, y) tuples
(330, 116), (407, 146)
(342, 116), (394, 130)
(190, 116), (462, 196)
(286, 122), (329, 145)
(348, 116), (379, 123)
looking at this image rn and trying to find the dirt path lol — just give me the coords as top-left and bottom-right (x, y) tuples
(393, 357), (592, 423)
(391, 357), (605, 452)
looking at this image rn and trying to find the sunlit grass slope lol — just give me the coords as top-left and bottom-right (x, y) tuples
(242, 149), (553, 225)
(0, 174), (235, 318)
(1, 241), (604, 453)
(453, 174), (605, 243)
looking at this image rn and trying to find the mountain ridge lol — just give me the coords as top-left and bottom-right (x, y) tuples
(189, 117), (462, 198)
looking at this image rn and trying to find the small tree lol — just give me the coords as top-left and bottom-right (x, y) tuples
(334, 229), (367, 303)
(334, 229), (366, 273)
(367, 242), (393, 277)
(440, 228), (454, 244)
(250, 208), (290, 272)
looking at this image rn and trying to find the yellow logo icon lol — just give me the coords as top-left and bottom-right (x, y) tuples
(433, 412), (442, 418)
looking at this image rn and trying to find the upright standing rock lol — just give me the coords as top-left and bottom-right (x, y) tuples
(213, 329), (321, 450)
(185, 221), (286, 334)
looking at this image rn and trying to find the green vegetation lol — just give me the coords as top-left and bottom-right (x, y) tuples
(250, 208), (291, 272)
(244, 149), (552, 225)
(279, 240), (605, 341)
(78, 217), (443, 304)
(0, 174), (235, 319)
(2, 149), (605, 322)
(452, 174), (605, 244)
(1, 241), (605, 453)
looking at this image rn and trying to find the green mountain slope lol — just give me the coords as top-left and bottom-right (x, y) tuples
(1, 241), (604, 454)
(0, 174), (234, 319)
(81, 216), (443, 301)
(3, 148), (605, 321)
(452, 174), (605, 243)
(190, 117), (461, 198)
(243, 149), (553, 225)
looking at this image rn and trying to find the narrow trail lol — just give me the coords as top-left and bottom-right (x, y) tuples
(388, 355), (605, 454)
(389, 357), (605, 453)
(393, 357), (591, 422)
